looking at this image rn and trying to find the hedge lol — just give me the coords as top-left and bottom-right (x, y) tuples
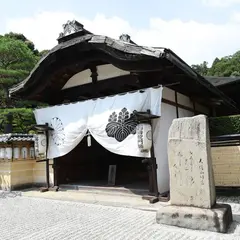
(209, 115), (240, 136)
(0, 108), (35, 134)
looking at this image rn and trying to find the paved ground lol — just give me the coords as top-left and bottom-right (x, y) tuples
(21, 188), (167, 211)
(1, 192), (240, 239)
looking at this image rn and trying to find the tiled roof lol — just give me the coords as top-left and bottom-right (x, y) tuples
(206, 76), (240, 87)
(0, 134), (36, 143)
(8, 20), (239, 113)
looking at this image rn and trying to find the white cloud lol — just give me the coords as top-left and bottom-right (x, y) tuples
(5, 11), (77, 50)
(230, 11), (240, 22)
(5, 12), (131, 51)
(202, 0), (240, 7)
(4, 11), (240, 65)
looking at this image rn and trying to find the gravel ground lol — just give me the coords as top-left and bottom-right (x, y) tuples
(1, 192), (240, 240)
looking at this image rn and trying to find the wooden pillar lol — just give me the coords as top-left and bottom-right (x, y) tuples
(53, 158), (59, 186)
(45, 124), (51, 189)
(11, 143), (14, 162)
(46, 159), (50, 188)
(150, 142), (158, 197)
(212, 106), (217, 117)
(193, 101), (196, 115)
(142, 120), (159, 203)
(174, 91), (179, 118)
(148, 110), (158, 198)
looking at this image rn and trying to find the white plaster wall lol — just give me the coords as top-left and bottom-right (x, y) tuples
(178, 108), (194, 118)
(62, 69), (91, 90)
(177, 92), (194, 109)
(97, 64), (129, 81)
(153, 102), (177, 194)
(163, 87), (209, 115)
(62, 64), (130, 90)
(162, 87), (175, 102)
(153, 105), (195, 194)
(153, 87), (207, 194)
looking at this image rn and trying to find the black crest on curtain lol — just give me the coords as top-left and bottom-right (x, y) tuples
(50, 117), (65, 146)
(105, 108), (138, 142)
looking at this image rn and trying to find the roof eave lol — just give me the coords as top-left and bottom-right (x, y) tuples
(9, 32), (239, 113)
(9, 34), (166, 97)
(164, 50), (239, 113)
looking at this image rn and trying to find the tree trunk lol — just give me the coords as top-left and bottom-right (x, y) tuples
(3, 85), (11, 107)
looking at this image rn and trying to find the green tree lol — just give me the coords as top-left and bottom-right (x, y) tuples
(207, 51), (240, 77)
(0, 36), (38, 107)
(191, 61), (209, 76)
(4, 32), (39, 55)
(39, 49), (49, 58)
(0, 33), (48, 133)
(0, 108), (36, 134)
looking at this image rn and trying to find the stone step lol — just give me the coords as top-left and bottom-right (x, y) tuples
(58, 184), (149, 198)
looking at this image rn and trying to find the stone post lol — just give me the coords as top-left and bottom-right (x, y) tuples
(168, 114), (216, 208)
(156, 115), (233, 233)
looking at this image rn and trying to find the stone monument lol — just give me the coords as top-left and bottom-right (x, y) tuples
(156, 115), (233, 233)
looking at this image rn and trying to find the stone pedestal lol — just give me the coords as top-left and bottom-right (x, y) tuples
(156, 115), (233, 233)
(156, 204), (233, 233)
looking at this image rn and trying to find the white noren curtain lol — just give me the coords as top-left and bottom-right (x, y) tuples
(34, 86), (163, 159)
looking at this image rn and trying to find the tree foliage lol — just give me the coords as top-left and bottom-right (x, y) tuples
(4, 32), (39, 55)
(0, 108), (35, 134)
(0, 35), (39, 107)
(0, 36), (37, 70)
(0, 32), (48, 133)
(191, 51), (240, 77)
(209, 115), (240, 136)
(39, 49), (49, 58)
(191, 61), (209, 76)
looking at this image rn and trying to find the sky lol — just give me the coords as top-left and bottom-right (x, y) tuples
(1, 0), (240, 65)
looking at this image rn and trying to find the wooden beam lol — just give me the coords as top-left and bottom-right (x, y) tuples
(77, 96), (89, 100)
(162, 98), (203, 114)
(62, 75), (140, 101)
(165, 65), (175, 69)
(131, 68), (163, 73)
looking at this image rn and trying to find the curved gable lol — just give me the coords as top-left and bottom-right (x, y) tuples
(9, 20), (238, 113)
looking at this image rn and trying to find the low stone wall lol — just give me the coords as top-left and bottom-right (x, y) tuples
(0, 145), (238, 189)
(0, 159), (54, 190)
(211, 146), (240, 187)
(11, 160), (34, 189)
(33, 160), (54, 186)
(0, 161), (11, 190)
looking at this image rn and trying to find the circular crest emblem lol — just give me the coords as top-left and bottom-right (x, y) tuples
(40, 138), (46, 147)
(146, 130), (152, 140)
(50, 117), (65, 146)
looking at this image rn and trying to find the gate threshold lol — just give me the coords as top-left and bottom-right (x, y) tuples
(59, 183), (149, 197)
